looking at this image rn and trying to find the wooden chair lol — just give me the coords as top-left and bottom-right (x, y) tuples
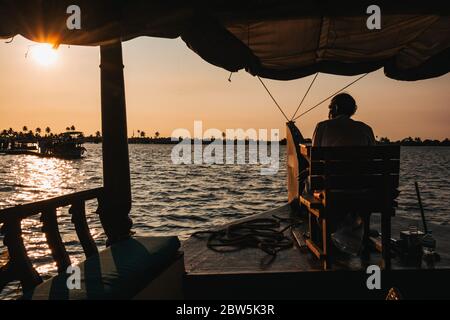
(299, 144), (400, 270)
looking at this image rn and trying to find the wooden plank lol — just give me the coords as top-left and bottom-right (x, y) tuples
(183, 204), (450, 278)
(327, 200), (398, 213)
(184, 205), (324, 274)
(325, 191), (398, 212)
(310, 145), (400, 161)
(309, 174), (399, 190)
(305, 239), (323, 259)
(310, 160), (400, 175)
(309, 207), (321, 218)
(299, 193), (323, 209)
(327, 189), (399, 200)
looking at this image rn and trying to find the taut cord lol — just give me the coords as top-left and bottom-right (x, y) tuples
(293, 73), (370, 120)
(291, 72), (319, 120)
(257, 76), (290, 122)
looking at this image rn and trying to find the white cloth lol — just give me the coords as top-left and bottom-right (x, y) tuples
(312, 115), (376, 147)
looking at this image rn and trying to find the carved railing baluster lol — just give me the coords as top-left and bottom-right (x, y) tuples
(69, 201), (98, 258)
(0, 262), (13, 293)
(1, 219), (42, 292)
(0, 187), (103, 296)
(41, 208), (71, 273)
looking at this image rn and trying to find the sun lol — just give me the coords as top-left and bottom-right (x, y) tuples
(31, 44), (58, 67)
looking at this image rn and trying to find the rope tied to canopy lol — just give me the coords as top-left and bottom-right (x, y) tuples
(257, 76), (290, 122)
(256, 72), (371, 122)
(291, 72), (319, 120)
(292, 72), (370, 120)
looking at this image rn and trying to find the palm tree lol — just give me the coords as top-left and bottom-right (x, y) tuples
(1, 129), (7, 136)
(70, 125), (76, 131)
(66, 127), (71, 131)
(140, 131), (146, 138)
(379, 137), (391, 144)
(8, 128), (14, 136)
(35, 127), (42, 137)
(155, 131), (160, 139)
(95, 131), (101, 138)
(45, 127), (51, 136)
(22, 126), (28, 133)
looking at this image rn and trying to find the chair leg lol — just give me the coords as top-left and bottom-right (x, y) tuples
(322, 218), (332, 270)
(361, 213), (371, 261)
(308, 212), (314, 242)
(381, 211), (391, 269)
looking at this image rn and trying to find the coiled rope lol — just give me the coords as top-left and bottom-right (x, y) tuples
(193, 215), (302, 266)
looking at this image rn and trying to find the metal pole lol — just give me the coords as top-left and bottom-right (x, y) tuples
(415, 181), (428, 234)
(99, 41), (132, 243)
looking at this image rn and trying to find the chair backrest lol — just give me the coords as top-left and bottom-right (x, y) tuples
(303, 145), (400, 212)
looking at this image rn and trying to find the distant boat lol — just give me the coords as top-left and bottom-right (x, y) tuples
(0, 132), (86, 159)
(38, 131), (86, 159)
(2, 139), (38, 155)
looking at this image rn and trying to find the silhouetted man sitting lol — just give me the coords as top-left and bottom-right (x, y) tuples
(312, 93), (375, 147)
(311, 93), (376, 256)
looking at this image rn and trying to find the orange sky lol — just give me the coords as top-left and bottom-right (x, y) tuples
(0, 36), (449, 140)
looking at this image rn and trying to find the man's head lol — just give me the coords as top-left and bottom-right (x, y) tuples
(328, 93), (357, 119)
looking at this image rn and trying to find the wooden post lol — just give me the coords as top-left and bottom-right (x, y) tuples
(99, 41), (133, 243)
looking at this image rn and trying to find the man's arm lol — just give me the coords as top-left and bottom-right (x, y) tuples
(367, 126), (376, 145)
(312, 123), (323, 147)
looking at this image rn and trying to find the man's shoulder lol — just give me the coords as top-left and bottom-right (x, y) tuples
(317, 117), (349, 128)
(353, 120), (374, 131)
(316, 119), (331, 127)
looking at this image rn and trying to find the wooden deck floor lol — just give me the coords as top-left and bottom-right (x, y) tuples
(182, 204), (450, 299)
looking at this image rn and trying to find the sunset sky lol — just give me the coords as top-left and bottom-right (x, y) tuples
(0, 36), (449, 140)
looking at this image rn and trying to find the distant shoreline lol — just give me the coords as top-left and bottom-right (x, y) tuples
(2, 128), (449, 147)
(85, 137), (450, 147)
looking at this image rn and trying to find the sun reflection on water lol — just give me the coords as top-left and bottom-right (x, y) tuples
(0, 151), (105, 297)
(8, 157), (73, 203)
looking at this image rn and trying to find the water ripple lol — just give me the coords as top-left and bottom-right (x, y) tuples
(0, 145), (449, 299)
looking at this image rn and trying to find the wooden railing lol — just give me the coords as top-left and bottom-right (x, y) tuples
(0, 187), (104, 294)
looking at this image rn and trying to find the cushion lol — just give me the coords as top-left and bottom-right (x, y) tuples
(23, 236), (180, 300)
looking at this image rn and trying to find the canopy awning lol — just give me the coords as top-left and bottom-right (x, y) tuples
(1, 0), (449, 81)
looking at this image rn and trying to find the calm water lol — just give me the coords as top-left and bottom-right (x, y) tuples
(0, 144), (449, 297)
